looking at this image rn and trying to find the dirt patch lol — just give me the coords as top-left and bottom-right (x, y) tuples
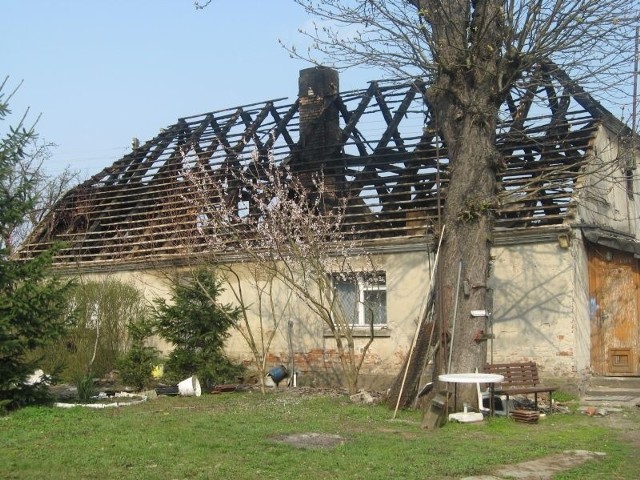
(463, 406), (640, 480)
(594, 406), (640, 448)
(461, 450), (607, 480)
(272, 432), (347, 449)
(492, 450), (606, 479)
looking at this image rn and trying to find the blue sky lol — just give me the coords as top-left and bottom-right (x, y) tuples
(2, 1), (379, 177)
(3, 2), (638, 179)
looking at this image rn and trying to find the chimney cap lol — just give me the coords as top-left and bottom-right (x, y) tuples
(298, 66), (339, 98)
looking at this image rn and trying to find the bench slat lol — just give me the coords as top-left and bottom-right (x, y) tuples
(485, 361), (540, 386)
(484, 361), (555, 414)
(494, 386), (557, 395)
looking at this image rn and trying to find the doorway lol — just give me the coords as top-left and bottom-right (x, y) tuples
(588, 246), (639, 376)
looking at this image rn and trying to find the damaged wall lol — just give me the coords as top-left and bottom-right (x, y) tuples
(489, 239), (590, 387)
(89, 238), (589, 390)
(578, 124), (640, 237)
(219, 248), (433, 390)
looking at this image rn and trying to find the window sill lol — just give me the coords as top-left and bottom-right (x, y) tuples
(323, 327), (391, 338)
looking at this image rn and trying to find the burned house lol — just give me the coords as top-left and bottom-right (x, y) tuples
(20, 66), (640, 390)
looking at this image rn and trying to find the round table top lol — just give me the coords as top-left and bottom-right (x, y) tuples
(438, 373), (504, 383)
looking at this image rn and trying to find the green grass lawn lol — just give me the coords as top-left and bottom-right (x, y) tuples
(1, 391), (638, 479)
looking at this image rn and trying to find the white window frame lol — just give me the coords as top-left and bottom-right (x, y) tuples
(332, 272), (387, 327)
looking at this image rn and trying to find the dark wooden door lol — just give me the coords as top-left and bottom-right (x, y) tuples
(588, 247), (639, 376)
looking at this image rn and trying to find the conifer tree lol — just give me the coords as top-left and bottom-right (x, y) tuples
(0, 79), (72, 411)
(152, 267), (243, 388)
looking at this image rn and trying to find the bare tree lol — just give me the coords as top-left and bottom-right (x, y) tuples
(220, 264), (293, 393)
(290, 1), (634, 109)
(285, 0), (635, 408)
(183, 151), (381, 394)
(2, 142), (80, 251)
(0, 80), (80, 252)
(199, 1), (635, 408)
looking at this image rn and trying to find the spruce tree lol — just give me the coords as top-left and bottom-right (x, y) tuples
(153, 267), (243, 389)
(0, 80), (72, 411)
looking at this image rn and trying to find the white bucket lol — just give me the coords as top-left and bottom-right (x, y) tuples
(178, 376), (201, 397)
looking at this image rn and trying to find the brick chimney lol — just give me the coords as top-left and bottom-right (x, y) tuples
(298, 66), (340, 164)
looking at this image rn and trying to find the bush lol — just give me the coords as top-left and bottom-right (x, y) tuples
(153, 268), (244, 389)
(117, 320), (159, 391)
(37, 279), (149, 382)
(74, 373), (95, 403)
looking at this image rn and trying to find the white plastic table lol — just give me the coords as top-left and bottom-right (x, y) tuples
(439, 373), (504, 416)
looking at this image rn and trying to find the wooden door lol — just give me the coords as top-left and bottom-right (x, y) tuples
(588, 247), (640, 376)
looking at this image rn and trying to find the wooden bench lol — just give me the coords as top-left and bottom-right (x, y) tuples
(485, 362), (557, 414)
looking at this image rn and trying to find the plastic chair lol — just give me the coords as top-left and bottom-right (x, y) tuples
(475, 368), (509, 416)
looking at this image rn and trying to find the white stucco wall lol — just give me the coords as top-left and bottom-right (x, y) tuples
(577, 124), (640, 237)
(75, 238), (592, 389)
(88, 248), (433, 388)
(218, 249), (434, 386)
(219, 239), (589, 387)
(489, 240), (585, 381)
(571, 229), (592, 386)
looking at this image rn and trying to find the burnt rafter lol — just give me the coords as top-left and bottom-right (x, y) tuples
(374, 81), (425, 154)
(20, 65), (616, 266)
(338, 82), (376, 147)
(265, 100), (299, 151)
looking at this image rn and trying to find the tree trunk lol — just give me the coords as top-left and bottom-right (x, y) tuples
(425, 82), (499, 411)
(415, 0), (505, 416)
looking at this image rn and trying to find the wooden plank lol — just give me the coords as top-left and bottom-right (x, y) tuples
(588, 247), (639, 376)
(374, 84), (419, 153)
(19, 75), (600, 265)
(264, 101), (299, 150)
(339, 82), (376, 145)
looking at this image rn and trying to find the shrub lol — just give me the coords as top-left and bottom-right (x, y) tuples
(153, 268), (244, 389)
(117, 319), (159, 391)
(74, 373), (95, 403)
(37, 279), (149, 382)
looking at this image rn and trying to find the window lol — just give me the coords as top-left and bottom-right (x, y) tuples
(332, 272), (387, 326)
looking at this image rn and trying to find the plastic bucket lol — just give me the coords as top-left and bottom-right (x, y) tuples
(178, 376), (201, 397)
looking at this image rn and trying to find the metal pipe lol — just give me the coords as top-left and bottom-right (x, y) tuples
(447, 261), (463, 374)
(633, 25), (639, 137)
